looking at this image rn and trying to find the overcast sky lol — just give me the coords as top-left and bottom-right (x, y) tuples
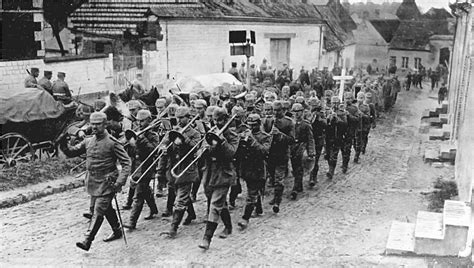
(347, 0), (451, 12)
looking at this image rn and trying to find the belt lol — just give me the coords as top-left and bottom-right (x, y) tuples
(88, 167), (117, 176)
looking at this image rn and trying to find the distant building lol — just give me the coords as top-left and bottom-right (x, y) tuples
(346, 0), (454, 73)
(70, 0), (357, 81)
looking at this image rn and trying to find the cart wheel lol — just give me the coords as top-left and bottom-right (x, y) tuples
(0, 133), (35, 168)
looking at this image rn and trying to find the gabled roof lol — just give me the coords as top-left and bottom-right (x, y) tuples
(315, 5), (354, 51)
(389, 20), (452, 51)
(422, 8), (453, 20)
(396, 0), (421, 20)
(369, 19), (400, 43)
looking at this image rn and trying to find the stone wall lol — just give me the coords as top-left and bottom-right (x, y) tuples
(0, 54), (114, 96)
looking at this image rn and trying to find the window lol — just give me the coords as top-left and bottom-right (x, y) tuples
(390, 56), (396, 66)
(414, 57), (422, 69)
(402, 57), (409, 68)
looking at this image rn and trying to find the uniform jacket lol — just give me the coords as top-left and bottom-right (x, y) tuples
(135, 130), (160, 182)
(235, 129), (271, 181)
(357, 103), (372, 132)
(62, 131), (131, 196)
(292, 119), (315, 156)
(345, 104), (361, 136)
(52, 80), (72, 98)
(310, 111), (327, 147)
(24, 75), (37, 88)
(157, 125), (201, 186)
(326, 110), (347, 143)
(38, 77), (53, 95)
(268, 115), (295, 164)
(203, 128), (239, 188)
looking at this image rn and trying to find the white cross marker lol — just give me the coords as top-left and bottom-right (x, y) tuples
(333, 68), (353, 101)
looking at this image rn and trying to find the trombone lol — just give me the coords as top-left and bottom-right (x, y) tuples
(131, 114), (200, 184)
(170, 114), (237, 179)
(124, 104), (172, 140)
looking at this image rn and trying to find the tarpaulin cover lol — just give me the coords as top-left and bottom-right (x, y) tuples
(175, 73), (243, 94)
(0, 87), (65, 124)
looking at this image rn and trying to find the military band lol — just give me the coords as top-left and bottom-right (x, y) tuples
(57, 69), (388, 252)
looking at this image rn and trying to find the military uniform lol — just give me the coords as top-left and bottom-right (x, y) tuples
(158, 108), (201, 237)
(235, 114), (271, 229)
(52, 79), (72, 104)
(124, 112), (159, 229)
(199, 122), (239, 249)
(38, 76), (53, 95)
(309, 109), (327, 184)
(267, 113), (295, 211)
(325, 104), (347, 179)
(61, 113), (131, 251)
(228, 118), (248, 208)
(24, 74), (38, 88)
(343, 103), (360, 172)
(290, 109), (315, 196)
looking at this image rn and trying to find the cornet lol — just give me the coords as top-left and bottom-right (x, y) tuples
(170, 114), (237, 179)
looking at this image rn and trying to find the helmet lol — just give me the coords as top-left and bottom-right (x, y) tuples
(136, 109), (152, 120)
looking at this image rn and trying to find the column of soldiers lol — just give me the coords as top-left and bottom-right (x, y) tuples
(61, 71), (398, 252)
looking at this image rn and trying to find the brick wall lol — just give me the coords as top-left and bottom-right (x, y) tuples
(0, 54), (114, 95)
(154, 20), (323, 82)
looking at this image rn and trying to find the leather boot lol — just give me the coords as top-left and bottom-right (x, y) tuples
(309, 167), (318, 187)
(183, 202), (196, 226)
(103, 207), (122, 242)
(218, 208), (232, 239)
(229, 180), (242, 209)
(167, 209), (185, 239)
(123, 198), (143, 230)
(354, 152), (360, 164)
(122, 187), (135, 210)
(238, 204), (254, 230)
(76, 215), (104, 251)
(198, 221), (218, 250)
(273, 185), (283, 213)
(326, 164), (335, 180)
(255, 196), (263, 216)
(162, 188), (175, 217)
(144, 188), (158, 220)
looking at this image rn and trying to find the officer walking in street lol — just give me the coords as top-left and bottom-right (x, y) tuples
(61, 112), (131, 251)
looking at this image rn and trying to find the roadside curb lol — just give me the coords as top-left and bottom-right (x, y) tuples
(0, 178), (85, 209)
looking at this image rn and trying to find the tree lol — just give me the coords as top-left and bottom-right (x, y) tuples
(43, 0), (86, 56)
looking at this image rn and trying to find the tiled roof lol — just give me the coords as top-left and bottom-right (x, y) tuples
(370, 19), (401, 43)
(422, 8), (453, 20)
(389, 20), (452, 51)
(148, 0), (324, 22)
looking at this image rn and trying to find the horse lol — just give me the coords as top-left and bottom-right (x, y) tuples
(118, 85), (161, 115)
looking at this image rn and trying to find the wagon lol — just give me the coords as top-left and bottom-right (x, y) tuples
(0, 87), (78, 168)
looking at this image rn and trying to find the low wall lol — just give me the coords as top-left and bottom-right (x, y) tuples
(0, 54), (114, 96)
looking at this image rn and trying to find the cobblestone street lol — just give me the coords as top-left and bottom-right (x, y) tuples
(0, 87), (459, 267)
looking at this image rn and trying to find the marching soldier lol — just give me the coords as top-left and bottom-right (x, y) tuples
(308, 97), (327, 186)
(267, 101), (295, 213)
(123, 110), (159, 230)
(60, 112), (131, 251)
(229, 106), (247, 209)
(191, 99), (209, 202)
(199, 108), (239, 250)
(236, 114), (271, 229)
(342, 92), (360, 173)
(52, 72), (72, 104)
(38, 70), (53, 95)
(354, 92), (371, 163)
(290, 103), (315, 200)
(159, 107), (201, 238)
(325, 97), (347, 180)
(24, 67), (39, 88)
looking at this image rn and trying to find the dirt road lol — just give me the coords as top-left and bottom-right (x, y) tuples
(0, 86), (464, 267)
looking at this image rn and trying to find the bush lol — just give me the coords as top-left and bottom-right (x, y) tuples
(428, 177), (458, 212)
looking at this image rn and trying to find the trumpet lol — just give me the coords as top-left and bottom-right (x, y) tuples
(170, 114), (237, 179)
(131, 114), (200, 184)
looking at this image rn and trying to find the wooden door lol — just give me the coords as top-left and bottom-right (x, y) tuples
(270, 38), (291, 70)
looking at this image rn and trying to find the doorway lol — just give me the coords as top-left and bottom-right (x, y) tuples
(439, 47), (450, 67)
(270, 38), (291, 71)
